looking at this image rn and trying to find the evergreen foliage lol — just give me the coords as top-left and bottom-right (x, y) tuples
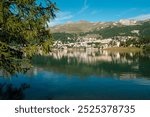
(0, 0), (58, 76)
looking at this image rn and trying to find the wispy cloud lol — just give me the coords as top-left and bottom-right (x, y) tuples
(48, 11), (73, 27)
(49, 0), (89, 26)
(91, 10), (98, 15)
(78, 0), (89, 14)
(90, 10), (103, 15)
(129, 14), (150, 20)
(117, 8), (137, 17)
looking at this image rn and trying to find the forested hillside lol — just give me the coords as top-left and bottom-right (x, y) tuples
(52, 21), (150, 42)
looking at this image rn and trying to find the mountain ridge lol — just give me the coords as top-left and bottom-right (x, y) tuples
(50, 19), (150, 33)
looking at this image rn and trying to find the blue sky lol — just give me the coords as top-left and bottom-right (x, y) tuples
(48, 0), (150, 26)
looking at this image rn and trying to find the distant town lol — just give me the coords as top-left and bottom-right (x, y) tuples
(51, 19), (150, 50)
(53, 35), (138, 49)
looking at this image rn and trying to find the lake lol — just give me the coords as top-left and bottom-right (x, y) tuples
(0, 49), (150, 100)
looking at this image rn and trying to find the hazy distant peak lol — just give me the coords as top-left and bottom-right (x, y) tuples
(128, 14), (150, 21)
(119, 19), (137, 25)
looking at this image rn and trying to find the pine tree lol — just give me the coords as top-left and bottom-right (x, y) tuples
(0, 0), (58, 76)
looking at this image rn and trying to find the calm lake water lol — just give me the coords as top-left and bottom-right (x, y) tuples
(0, 49), (150, 100)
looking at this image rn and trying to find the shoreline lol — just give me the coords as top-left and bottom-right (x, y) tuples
(103, 47), (142, 52)
(52, 47), (142, 52)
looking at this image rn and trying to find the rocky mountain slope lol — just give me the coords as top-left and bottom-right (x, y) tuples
(49, 19), (147, 33)
(50, 20), (117, 33)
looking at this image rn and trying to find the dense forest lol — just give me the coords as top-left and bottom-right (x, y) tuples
(52, 33), (78, 43)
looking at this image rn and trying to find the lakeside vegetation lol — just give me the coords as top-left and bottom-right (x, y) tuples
(104, 47), (142, 52)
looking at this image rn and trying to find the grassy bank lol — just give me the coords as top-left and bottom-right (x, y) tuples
(104, 47), (142, 52)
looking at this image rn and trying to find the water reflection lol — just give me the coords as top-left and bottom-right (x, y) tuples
(0, 83), (30, 100)
(49, 49), (142, 64)
(0, 50), (150, 100)
(32, 49), (150, 79)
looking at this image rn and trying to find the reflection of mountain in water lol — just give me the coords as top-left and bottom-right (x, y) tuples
(50, 49), (139, 64)
(0, 50), (150, 100)
(32, 50), (150, 79)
